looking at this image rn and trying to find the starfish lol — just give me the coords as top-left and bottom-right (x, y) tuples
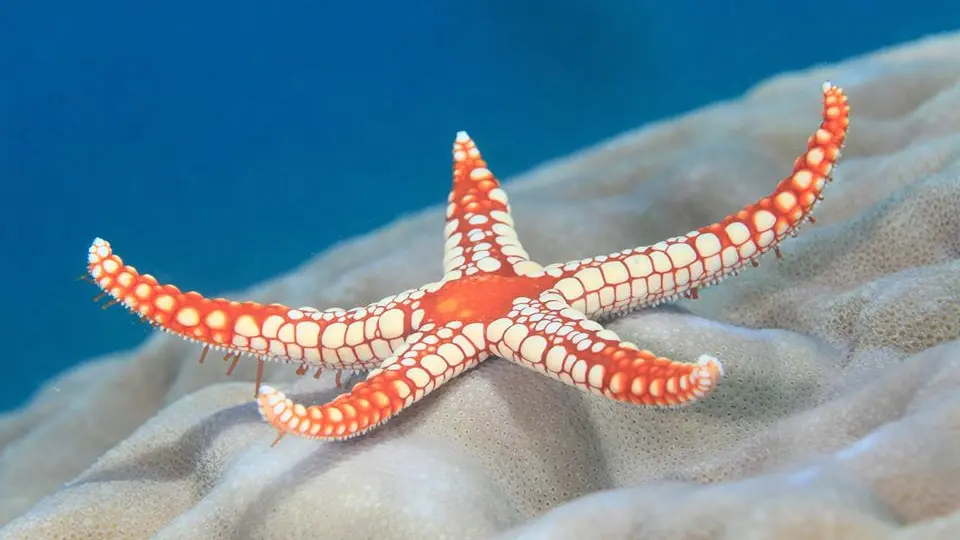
(86, 82), (849, 444)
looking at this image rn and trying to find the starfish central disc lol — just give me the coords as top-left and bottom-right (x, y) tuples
(421, 273), (555, 325)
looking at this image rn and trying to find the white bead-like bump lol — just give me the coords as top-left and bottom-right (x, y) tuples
(101, 259), (119, 273)
(486, 318), (512, 343)
(262, 315), (284, 339)
(345, 321), (365, 346)
(295, 321), (321, 348)
(624, 254), (653, 277)
(724, 222), (751, 245)
(175, 307), (199, 327)
(545, 345), (566, 373)
(476, 257), (502, 272)
(234, 315), (260, 338)
(649, 251), (672, 273)
(694, 233), (721, 258)
(321, 322), (347, 348)
(205, 310), (227, 329)
(599, 261), (630, 284)
(774, 191), (797, 213)
(469, 167), (493, 180)
(588, 364), (605, 389)
(406, 367), (431, 389)
(806, 147), (824, 167)
(721, 246), (739, 267)
(665, 243), (697, 267)
(570, 359), (587, 384)
(555, 277), (585, 301)
(135, 283), (151, 299)
(576, 267), (604, 292)
(419, 354), (448, 376)
(792, 170), (814, 189)
(753, 210), (776, 232)
(503, 324), (530, 351)
(520, 335), (549, 363)
(378, 309), (406, 339)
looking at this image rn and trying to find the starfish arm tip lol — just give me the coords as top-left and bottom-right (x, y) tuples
(256, 384), (287, 423)
(88, 237), (112, 264)
(694, 354), (725, 391)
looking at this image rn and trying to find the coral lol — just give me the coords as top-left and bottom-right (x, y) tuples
(1, 32), (959, 540)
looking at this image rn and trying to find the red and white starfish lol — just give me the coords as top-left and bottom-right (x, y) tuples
(86, 83), (849, 443)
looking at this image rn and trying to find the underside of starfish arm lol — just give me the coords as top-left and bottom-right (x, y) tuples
(545, 82), (851, 320)
(441, 131), (543, 280)
(86, 237), (434, 371)
(486, 290), (723, 406)
(257, 320), (490, 441)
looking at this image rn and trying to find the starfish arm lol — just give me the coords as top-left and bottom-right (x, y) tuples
(488, 289), (723, 406)
(441, 131), (544, 280)
(257, 320), (490, 441)
(86, 237), (436, 371)
(544, 82), (850, 319)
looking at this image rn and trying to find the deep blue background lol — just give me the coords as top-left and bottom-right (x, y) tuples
(1, 1), (956, 410)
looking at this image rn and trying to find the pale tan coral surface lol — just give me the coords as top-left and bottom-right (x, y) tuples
(2, 32), (959, 540)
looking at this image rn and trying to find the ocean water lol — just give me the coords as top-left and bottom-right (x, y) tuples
(1, 0), (956, 411)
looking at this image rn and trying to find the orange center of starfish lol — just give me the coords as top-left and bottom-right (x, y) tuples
(422, 273), (554, 326)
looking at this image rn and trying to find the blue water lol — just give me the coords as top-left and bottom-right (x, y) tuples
(2, 1), (956, 411)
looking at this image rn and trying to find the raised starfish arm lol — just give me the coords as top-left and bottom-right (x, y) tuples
(544, 82), (850, 320)
(257, 320), (489, 441)
(86, 237), (432, 373)
(441, 131), (544, 280)
(487, 289), (723, 406)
